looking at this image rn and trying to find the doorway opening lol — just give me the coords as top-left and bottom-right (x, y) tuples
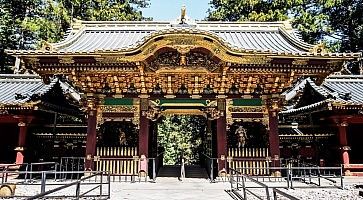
(155, 115), (210, 178)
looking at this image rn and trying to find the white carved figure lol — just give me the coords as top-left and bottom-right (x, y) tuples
(119, 129), (127, 145)
(236, 126), (247, 148)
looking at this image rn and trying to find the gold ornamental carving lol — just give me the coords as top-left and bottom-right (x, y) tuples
(18, 122), (26, 127)
(292, 59), (309, 66)
(0, 110), (9, 115)
(99, 105), (137, 113)
(229, 118), (269, 126)
(41, 41), (53, 51)
(327, 59), (343, 66)
(217, 98), (226, 111)
(310, 43), (326, 53)
(265, 97), (284, 111)
(27, 58), (40, 65)
(14, 147), (25, 151)
(142, 107), (161, 121)
(87, 32), (277, 66)
(59, 56), (75, 64)
(95, 56), (119, 63)
(239, 56), (273, 65)
(140, 98), (149, 111)
(228, 106), (264, 113)
(205, 107), (224, 120)
(168, 36), (198, 46)
(96, 106), (104, 127)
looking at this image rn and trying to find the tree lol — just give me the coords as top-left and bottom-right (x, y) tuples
(61, 0), (149, 21)
(322, 0), (363, 52)
(207, 0), (363, 53)
(207, 0), (293, 22)
(0, 0), (149, 73)
(157, 115), (204, 165)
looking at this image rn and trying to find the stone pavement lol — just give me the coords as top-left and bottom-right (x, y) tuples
(110, 177), (232, 200)
(10, 176), (363, 199)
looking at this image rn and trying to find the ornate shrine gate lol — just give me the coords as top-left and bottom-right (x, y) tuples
(7, 16), (360, 176)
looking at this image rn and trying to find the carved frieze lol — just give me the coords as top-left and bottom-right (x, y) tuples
(238, 56), (273, 65)
(149, 51), (180, 71)
(99, 105), (137, 113)
(148, 51), (221, 72)
(292, 59), (309, 66)
(27, 58), (40, 65)
(168, 36), (198, 46)
(228, 106), (264, 113)
(59, 56), (75, 64)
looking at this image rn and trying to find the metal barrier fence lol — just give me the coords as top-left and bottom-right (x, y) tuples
(1, 162), (58, 184)
(59, 157), (85, 180)
(229, 166), (344, 200)
(230, 168), (270, 200)
(200, 153), (217, 182)
(59, 155), (165, 183)
(233, 166), (343, 189)
(148, 152), (164, 182)
(273, 188), (299, 200)
(1, 170), (110, 199)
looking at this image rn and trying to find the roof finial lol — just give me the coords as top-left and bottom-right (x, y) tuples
(181, 5), (186, 24)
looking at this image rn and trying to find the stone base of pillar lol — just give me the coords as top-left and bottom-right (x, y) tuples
(344, 170), (352, 176)
(271, 171), (281, 177)
(14, 147), (25, 164)
(218, 168), (227, 178)
(15, 152), (24, 165)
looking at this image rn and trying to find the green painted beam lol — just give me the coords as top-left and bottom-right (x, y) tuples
(104, 98), (134, 105)
(158, 99), (209, 106)
(232, 99), (262, 106)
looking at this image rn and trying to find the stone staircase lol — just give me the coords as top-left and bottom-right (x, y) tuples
(158, 165), (180, 177)
(157, 165), (208, 179)
(185, 165), (208, 178)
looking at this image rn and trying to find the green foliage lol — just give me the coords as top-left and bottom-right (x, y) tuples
(207, 0), (363, 53)
(208, 0), (293, 21)
(61, 0), (149, 21)
(0, 0), (149, 73)
(322, 0), (363, 52)
(157, 115), (205, 165)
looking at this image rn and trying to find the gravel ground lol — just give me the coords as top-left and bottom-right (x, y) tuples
(237, 177), (363, 200)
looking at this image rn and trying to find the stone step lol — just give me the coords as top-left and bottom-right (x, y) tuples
(185, 166), (208, 178)
(157, 165), (209, 178)
(158, 165), (180, 177)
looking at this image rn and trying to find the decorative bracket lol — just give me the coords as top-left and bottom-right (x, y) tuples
(205, 107), (224, 120)
(142, 107), (161, 121)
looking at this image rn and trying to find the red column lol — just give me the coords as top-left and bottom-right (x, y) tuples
(139, 114), (149, 157)
(85, 109), (97, 170)
(216, 98), (227, 172)
(268, 110), (280, 169)
(139, 98), (150, 158)
(15, 121), (27, 164)
(338, 122), (350, 167)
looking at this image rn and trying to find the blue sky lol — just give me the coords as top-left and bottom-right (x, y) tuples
(141, 0), (211, 21)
